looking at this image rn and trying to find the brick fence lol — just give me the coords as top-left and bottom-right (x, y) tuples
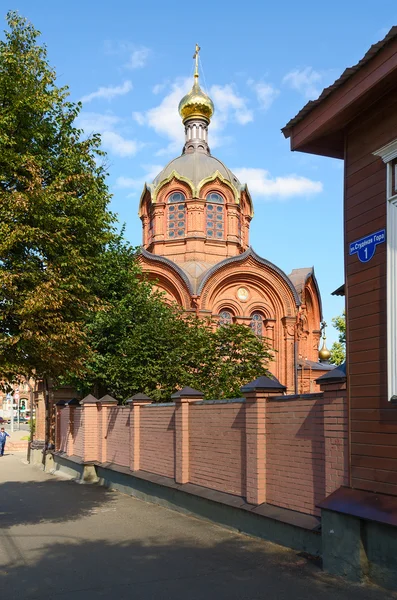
(56, 375), (347, 517)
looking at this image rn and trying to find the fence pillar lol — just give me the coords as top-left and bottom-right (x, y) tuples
(317, 364), (348, 495)
(241, 375), (286, 505)
(65, 398), (80, 456)
(172, 387), (204, 484)
(55, 400), (66, 451)
(80, 394), (101, 462)
(126, 393), (152, 471)
(97, 395), (118, 464)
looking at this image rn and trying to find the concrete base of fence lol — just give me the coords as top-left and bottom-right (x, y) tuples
(50, 451), (321, 556)
(320, 487), (397, 590)
(30, 447), (45, 466)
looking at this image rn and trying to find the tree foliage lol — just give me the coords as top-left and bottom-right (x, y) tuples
(0, 12), (114, 381)
(71, 234), (273, 401)
(0, 12), (274, 401)
(330, 311), (346, 366)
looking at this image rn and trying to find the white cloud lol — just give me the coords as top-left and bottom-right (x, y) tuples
(139, 77), (191, 154)
(248, 80), (279, 110)
(80, 80), (133, 104)
(115, 164), (163, 195)
(132, 111), (146, 126)
(233, 168), (323, 200)
(134, 78), (253, 155)
(125, 47), (150, 69)
(77, 111), (140, 158)
(152, 82), (167, 95)
(101, 132), (139, 157)
(210, 84), (253, 126)
(104, 40), (150, 70)
(77, 112), (120, 131)
(282, 67), (322, 100)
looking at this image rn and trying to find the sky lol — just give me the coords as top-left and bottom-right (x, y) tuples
(3, 1), (397, 344)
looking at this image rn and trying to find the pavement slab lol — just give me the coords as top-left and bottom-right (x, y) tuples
(0, 453), (393, 599)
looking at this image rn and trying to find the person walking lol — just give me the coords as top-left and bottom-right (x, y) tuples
(0, 427), (10, 456)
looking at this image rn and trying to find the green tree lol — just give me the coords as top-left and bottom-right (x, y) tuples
(191, 323), (273, 399)
(0, 12), (114, 382)
(330, 311), (346, 365)
(72, 233), (273, 402)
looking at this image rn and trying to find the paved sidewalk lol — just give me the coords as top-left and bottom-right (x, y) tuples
(0, 454), (392, 599)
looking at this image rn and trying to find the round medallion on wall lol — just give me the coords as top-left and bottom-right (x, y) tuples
(236, 287), (249, 302)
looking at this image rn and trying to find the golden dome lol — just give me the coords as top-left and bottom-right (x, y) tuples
(178, 44), (214, 123)
(178, 78), (214, 123)
(318, 339), (331, 362)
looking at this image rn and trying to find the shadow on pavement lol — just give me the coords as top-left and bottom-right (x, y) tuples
(0, 479), (115, 527)
(0, 534), (392, 600)
(0, 459), (394, 600)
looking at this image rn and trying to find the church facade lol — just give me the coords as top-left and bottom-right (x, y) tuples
(138, 49), (330, 393)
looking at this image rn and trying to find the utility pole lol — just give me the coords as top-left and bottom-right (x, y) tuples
(14, 388), (20, 431)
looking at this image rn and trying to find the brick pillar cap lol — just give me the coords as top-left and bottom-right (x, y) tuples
(98, 394), (118, 404)
(79, 394), (98, 405)
(241, 375), (286, 393)
(171, 386), (204, 399)
(65, 397), (81, 406)
(55, 399), (67, 407)
(126, 392), (152, 404)
(315, 362), (346, 384)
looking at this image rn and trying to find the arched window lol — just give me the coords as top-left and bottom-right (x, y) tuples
(219, 310), (233, 326)
(206, 192), (224, 240)
(250, 312), (264, 336)
(168, 192), (185, 203)
(168, 192), (186, 239)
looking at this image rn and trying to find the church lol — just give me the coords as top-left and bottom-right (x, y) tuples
(137, 48), (331, 393)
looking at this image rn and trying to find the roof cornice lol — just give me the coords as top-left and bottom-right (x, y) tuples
(139, 248), (194, 295)
(197, 247), (301, 305)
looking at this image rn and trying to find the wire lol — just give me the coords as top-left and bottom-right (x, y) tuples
(199, 55), (210, 94)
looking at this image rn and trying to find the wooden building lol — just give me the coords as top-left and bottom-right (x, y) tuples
(283, 27), (397, 585)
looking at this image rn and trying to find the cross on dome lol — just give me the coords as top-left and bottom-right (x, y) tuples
(178, 45), (214, 154)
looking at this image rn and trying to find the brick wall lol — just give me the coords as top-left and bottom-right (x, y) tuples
(189, 401), (246, 496)
(140, 405), (175, 478)
(106, 407), (130, 467)
(267, 394), (326, 516)
(56, 383), (347, 517)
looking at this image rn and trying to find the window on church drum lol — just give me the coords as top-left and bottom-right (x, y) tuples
(219, 310), (233, 326)
(206, 193), (224, 240)
(250, 312), (264, 336)
(168, 192), (185, 203)
(168, 192), (186, 238)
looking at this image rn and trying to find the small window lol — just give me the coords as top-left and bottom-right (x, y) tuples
(250, 312), (264, 336)
(219, 310), (233, 326)
(168, 192), (185, 203)
(168, 193), (186, 238)
(206, 193), (224, 239)
(206, 192), (224, 204)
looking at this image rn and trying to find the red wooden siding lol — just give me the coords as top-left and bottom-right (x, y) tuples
(346, 94), (397, 495)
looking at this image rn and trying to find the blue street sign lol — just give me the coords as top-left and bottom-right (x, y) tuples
(349, 229), (386, 263)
